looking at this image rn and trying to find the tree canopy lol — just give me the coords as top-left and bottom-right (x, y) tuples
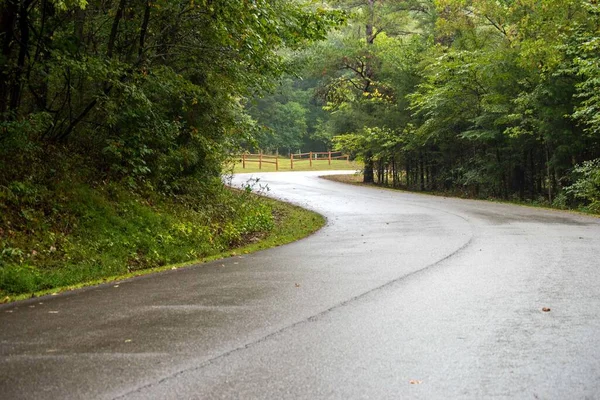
(3, 0), (600, 208)
(245, 0), (600, 208)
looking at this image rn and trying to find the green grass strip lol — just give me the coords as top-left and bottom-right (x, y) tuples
(2, 197), (325, 304)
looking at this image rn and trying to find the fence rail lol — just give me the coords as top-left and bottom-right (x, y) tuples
(290, 151), (349, 169)
(238, 152), (279, 170)
(236, 151), (349, 170)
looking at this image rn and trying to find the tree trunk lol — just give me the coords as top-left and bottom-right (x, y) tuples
(9, 0), (32, 112)
(419, 152), (425, 191)
(361, 0), (376, 185)
(363, 152), (374, 183)
(546, 144), (553, 203)
(138, 0), (151, 61)
(366, 0), (375, 44)
(0, 0), (18, 117)
(107, 0), (127, 59)
(406, 158), (411, 187)
(392, 157), (397, 187)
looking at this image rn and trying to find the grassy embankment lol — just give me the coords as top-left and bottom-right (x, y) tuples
(0, 158), (359, 303)
(0, 180), (324, 303)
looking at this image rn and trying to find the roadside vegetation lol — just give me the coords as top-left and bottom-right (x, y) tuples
(323, 173), (600, 215)
(0, 1), (341, 300)
(0, 178), (325, 302)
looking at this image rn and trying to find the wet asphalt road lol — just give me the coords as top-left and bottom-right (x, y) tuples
(1, 170), (600, 399)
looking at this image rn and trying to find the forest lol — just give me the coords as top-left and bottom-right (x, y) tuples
(1, 0), (599, 296)
(251, 0), (600, 209)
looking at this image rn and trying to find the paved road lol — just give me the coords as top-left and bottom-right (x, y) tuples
(2, 171), (600, 399)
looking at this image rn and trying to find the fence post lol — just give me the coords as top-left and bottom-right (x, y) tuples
(275, 155), (279, 171)
(309, 151), (313, 167)
(242, 153), (246, 169)
(259, 151), (263, 170)
(290, 153), (294, 169)
(328, 151), (332, 165)
(346, 154), (349, 163)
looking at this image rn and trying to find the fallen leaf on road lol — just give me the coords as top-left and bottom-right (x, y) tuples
(48, 311), (59, 314)
(114, 285), (119, 288)
(409, 380), (423, 385)
(125, 339), (132, 343)
(542, 307), (551, 312)
(295, 283), (301, 288)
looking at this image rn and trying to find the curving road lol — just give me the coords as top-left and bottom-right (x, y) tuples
(1, 171), (600, 399)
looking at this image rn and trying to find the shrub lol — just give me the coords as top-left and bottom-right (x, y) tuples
(564, 158), (600, 212)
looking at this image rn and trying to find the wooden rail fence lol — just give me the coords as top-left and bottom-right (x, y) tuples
(290, 151), (349, 169)
(236, 151), (349, 170)
(239, 152), (279, 170)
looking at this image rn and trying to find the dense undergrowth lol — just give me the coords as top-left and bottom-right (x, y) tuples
(0, 176), (276, 298)
(322, 172), (600, 215)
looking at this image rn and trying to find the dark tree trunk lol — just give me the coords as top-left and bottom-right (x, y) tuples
(9, 0), (32, 112)
(545, 144), (553, 203)
(0, 0), (18, 117)
(138, 0), (151, 61)
(107, 0), (127, 59)
(419, 152), (425, 191)
(363, 152), (375, 183)
(74, 5), (85, 44)
(425, 155), (430, 190)
(366, 0), (375, 44)
(361, 0), (376, 185)
(406, 158), (411, 187)
(529, 149), (536, 200)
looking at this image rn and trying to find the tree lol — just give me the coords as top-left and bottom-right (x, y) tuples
(294, 0), (600, 205)
(0, 0), (344, 189)
(307, 0), (433, 182)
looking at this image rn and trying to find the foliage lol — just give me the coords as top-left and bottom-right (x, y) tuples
(245, 78), (324, 153)
(0, 1), (343, 295)
(0, 0), (343, 187)
(0, 177), (277, 296)
(269, 0), (600, 205)
(564, 159), (600, 212)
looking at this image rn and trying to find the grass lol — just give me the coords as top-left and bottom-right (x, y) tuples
(0, 181), (325, 303)
(228, 158), (362, 174)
